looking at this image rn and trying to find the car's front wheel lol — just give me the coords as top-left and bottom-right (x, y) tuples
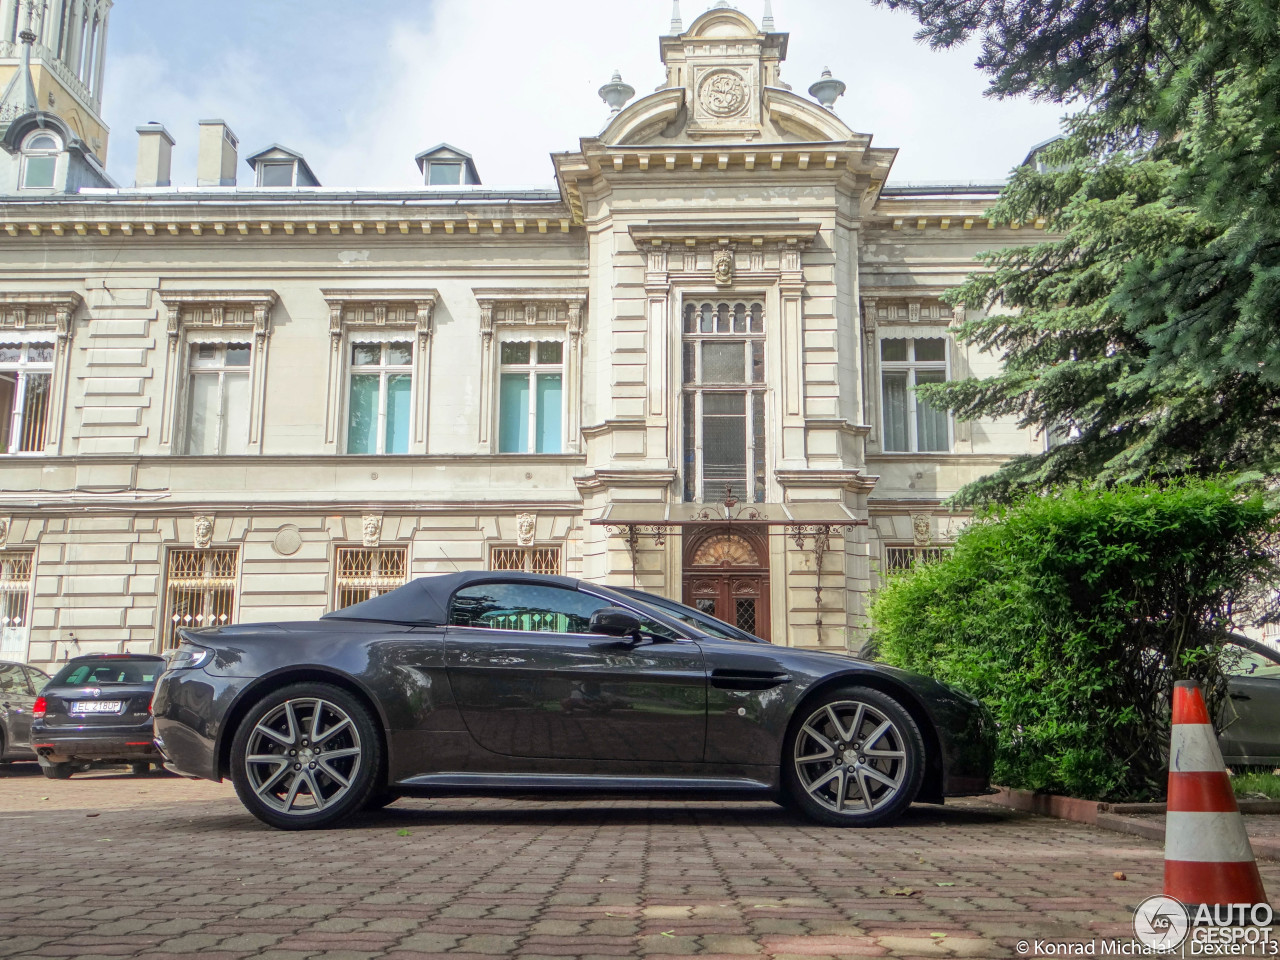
(229, 682), (382, 830)
(784, 687), (925, 827)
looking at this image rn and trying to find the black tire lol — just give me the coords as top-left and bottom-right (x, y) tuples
(130, 762), (151, 776)
(230, 682), (382, 830)
(42, 762), (74, 780)
(783, 686), (925, 828)
(362, 790), (399, 812)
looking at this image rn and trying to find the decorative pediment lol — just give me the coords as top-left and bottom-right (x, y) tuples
(472, 288), (587, 345)
(320, 289), (438, 346)
(158, 289), (278, 343)
(0, 291), (81, 339)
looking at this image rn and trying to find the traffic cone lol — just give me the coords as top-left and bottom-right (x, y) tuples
(1164, 680), (1268, 908)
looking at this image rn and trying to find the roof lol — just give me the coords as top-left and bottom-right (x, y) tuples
(244, 143), (320, 186)
(321, 571), (586, 626)
(414, 143), (481, 183)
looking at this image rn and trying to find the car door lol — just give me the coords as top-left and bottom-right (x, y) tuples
(0, 662), (35, 752)
(1219, 644), (1280, 766)
(444, 580), (707, 763)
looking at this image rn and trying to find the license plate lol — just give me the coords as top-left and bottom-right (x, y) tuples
(71, 701), (123, 714)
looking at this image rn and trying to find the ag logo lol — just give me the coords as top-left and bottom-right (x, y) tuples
(1133, 895), (1189, 949)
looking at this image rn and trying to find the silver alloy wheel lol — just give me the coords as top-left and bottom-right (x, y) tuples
(243, 697), (363, 816)
(793, 699), (909, 815)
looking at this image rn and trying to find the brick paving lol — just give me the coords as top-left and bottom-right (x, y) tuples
(2, 763), (1278, 959)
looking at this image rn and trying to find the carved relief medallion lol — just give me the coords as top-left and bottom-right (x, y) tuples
(0, 517), (8, 548)
(516, 513), (536, 547)
(362, 514), (383, 548)
(193, 516), (214, 549)
(698, 70), (748, 118)
(713, 249), (734, 286)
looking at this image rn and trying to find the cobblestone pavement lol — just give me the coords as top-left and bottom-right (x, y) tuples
(3, 763), (1278, 960)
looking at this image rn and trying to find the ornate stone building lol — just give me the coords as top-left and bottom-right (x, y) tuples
(0, 2), (1049, 668)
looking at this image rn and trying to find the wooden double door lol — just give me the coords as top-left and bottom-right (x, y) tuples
(681, 527), (771, 641)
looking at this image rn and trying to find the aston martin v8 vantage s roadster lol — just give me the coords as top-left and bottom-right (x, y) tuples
(152, 572), (993, 830)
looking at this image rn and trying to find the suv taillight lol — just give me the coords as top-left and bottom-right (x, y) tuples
(33, 696), (46, 719)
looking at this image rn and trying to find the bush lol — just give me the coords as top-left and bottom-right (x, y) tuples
(870, 480), (1280, 801)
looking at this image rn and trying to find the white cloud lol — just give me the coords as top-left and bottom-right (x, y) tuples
(104, 1), (1065, 189)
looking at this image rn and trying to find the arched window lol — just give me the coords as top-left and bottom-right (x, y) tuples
(20, 131), (62, 189)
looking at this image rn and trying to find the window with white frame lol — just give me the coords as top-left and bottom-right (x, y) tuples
(346, 340), (413, 455)
(0, 551), (34, 661)
(681, 299), (766, 502)
(333, 546), (407, 610)
(498, 341), (564, 454)
(20, 131), (61, 190)
(184, 342), (251, 455)
(880, 337), (950, 453)
(0, 342), (54, 454)
(490, 544), (562, 575)
(163, 548), (237, 650)
(257, 160), (297, 187)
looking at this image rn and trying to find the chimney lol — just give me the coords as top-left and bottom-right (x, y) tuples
(134, 123), (174, 188)
(196, 120), (238, 187)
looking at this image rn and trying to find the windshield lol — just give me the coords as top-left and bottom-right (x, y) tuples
(1225, 642), (1280, 679)
(51, 658), (163, 686)
(615, 588), (765, 643)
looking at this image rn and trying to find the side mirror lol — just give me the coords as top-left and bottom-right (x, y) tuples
(588, 607), (643, 640)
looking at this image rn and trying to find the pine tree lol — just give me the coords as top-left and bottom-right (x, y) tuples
(873, 0), (1280, 503)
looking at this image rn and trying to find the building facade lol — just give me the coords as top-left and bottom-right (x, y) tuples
(0, 3), (1049, 669)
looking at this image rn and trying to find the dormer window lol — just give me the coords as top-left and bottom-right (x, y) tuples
(426, 161), (462, 186)
(20, 132), (61, 190)
(257, 160), (297, 187)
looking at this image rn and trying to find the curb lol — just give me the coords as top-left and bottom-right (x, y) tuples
(985, 787), (1280, 861)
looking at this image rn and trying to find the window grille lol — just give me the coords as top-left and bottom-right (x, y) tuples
(883, 545), (947, 572)
(333, 546), (407, 610)
(163, 548), (237, 650)
(490, 545), (562, 575)
(0, 551), (33, 661)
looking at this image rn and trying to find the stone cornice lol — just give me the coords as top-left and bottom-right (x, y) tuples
(0, 291), (82, 340)
(320, 289), (439, 346)
(573, 468), (678, 493)
(628, 219), (821, 246)
(157, 289), (279, 343)
(0, 214), (579, 239)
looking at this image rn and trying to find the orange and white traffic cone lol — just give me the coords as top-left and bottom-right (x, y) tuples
(1164, 680), (1268, 909)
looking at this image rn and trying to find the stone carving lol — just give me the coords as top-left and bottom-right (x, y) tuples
(194, 516), (214, 549)
(516, 513), (536, 547)
(912, 514), (932, 546)
(362, 515), (383, 548)
(699, 70), (748, 118)
(713, 248), (734, 286)
(0, 517), (8, 548)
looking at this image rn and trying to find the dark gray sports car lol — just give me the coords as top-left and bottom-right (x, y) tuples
(152, 572), (993, 830)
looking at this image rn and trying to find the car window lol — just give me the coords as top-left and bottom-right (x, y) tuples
(0, 663), (24, 694)
(23, 666), (49, 694)
(1225, 645), (1280, 679)
(50, 659), (162, 686)
(619, 590), (762, 642)
(449, 582), (612, 634)
(448, 582), (677, 639)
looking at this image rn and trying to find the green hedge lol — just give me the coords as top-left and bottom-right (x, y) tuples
(870, 481), (1279, 801)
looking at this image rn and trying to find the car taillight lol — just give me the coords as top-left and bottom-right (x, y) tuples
(147, 697), (153, 716)
(33, 696), (46, 719)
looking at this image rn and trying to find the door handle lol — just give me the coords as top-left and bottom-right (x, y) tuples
(710, 669), (791, 691)
(1230, 693), (1252, 701)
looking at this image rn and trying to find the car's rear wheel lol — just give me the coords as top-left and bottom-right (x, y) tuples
(42, 761), (74, 780)
(130, 762), (151, 776)
(230, 682), (382, 830)
(784, 687), (924, 827)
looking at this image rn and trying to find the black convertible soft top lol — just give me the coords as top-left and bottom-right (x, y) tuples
(320, 571), (588, 626)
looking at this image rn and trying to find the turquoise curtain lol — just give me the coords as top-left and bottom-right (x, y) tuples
(384, 374), (411, 454)
(499, 373), (529, 453)
(347, 374), (378, 454)
(535, 373), (562, 453)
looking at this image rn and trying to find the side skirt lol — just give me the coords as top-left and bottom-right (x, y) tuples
(395, 772), (776, 799)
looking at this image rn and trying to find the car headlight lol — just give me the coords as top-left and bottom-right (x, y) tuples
(167, 644), (212, 670)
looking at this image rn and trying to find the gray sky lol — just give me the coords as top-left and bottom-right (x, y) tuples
(100, 1), (1066, 190)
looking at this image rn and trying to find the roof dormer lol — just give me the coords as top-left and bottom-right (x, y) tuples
(245, 144), (320, 188)
(415, 144), (481, 187)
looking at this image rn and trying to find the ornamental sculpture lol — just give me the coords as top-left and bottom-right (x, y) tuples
(912, 514), (933, 546)
(699, 70), (748, 118)
(516, 513), (536, 547)
(713, 248), (734, 286)
(193, 516), (214, 549)
(362, 514), (383, 548)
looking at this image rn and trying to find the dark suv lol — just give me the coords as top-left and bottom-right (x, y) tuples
(0, 660), (50, 764)
(31, 654), (165, 779)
